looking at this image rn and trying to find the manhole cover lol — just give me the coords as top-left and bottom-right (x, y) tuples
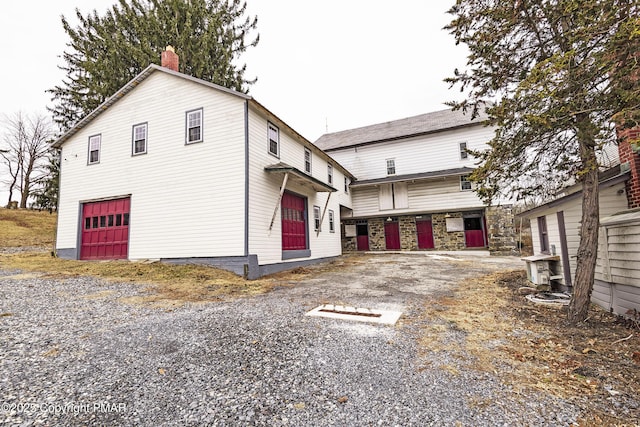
(305, 304), (402, 325)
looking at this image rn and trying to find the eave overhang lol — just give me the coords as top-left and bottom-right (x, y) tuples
(265, 162), (337, 193)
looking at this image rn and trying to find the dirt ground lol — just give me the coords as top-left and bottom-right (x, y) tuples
(421, 269), (640, 426)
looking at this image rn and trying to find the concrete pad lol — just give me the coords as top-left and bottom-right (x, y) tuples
(305, 304), (402, 325)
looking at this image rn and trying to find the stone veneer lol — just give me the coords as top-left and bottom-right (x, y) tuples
(340, 208), (517, 254)
(367, 218), (386, 250)
(486, 205), (518, 255)
(432, 212), (466, 250)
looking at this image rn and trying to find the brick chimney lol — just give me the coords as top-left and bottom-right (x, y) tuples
(161, 45), (179, 72)
(618, 126), (640, 208)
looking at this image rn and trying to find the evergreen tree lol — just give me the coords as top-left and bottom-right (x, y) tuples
(445, 1), (639, 322)
(32, 151), (60, 212)
(49, 0), (258, 132)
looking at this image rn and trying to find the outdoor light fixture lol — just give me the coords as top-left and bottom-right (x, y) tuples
(386, 217), (392, 222)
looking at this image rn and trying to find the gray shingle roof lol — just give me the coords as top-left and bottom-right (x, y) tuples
(314, 108), (489, 151)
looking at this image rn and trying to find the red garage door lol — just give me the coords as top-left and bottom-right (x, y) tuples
(81, 198), (130, 260)
(281, 192), (307, 250)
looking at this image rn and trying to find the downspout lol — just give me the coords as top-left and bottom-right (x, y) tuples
(244, 100), (249, 257)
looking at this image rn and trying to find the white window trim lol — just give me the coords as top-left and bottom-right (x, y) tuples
(313, 205), (321, 231)
(132, 123), (148, 155)
(344, 177), (349, 194)
(304, 147), (312, 174)
(268, 122), (279, 157)
(460, 175), (472, 191)
(329, 210), (335, 233)
(459, 142), (468, 160)
(186, 108), (203, 144)
(88, 134), (101, 165)
(386, 158), (396, 175)
(327, 164), (333, 185)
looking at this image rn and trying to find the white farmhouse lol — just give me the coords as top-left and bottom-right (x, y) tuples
(314, 111), (517, 254)
(53, 48), (353, 279)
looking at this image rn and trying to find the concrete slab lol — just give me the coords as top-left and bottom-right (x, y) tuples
(305, 304), (402, 325)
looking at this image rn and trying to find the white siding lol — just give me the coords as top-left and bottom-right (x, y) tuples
(351, 176), (484, 217)
(526, 183), (628, 286)
(247, 105), (344, 266)
(327, 125), (494, 181)
(57, 72), (246, 258)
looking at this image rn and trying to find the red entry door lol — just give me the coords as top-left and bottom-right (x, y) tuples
(384, 221), (401, 250)
(464, 216), (486, 248)
(356, 223), (369, 251)
(81, 198), (130, 260)
(281, 192), (307, 250)
(416, 219), (434, 249)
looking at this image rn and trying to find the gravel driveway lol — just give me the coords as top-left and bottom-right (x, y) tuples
(1, 253), (582, 426)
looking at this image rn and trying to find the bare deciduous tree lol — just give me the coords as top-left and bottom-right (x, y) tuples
(0, 112), (54, 208)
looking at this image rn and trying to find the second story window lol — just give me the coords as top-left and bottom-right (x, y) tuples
(268, 122), (279, 157)
(304, 147), (312, 173)
(344, 177), (349, 194)
(459, 142), (468, 159)
(327, 164), (333, 185)
(460, 175), (472, 191)
(132, 123), (147, 155)
(386, 159), (396, 175)
(186, 108), (203, 144)
(88, 134), (101, 164)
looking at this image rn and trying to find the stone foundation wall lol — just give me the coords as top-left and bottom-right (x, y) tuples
(368, 218), (386, 251)
(399, 216), (418, 250)
(432, 212), (466, 250)
(486, 205), (518, 255)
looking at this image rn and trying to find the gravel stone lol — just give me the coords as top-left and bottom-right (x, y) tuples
(0, 253), (582, 426)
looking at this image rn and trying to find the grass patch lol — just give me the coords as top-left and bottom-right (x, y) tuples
(0, 252), (278, 305)
(0, 208), (57, 248)
(421, 270), (640, 425)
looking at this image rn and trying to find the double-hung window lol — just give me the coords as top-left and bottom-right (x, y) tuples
(313, 205), (321, 231)
(268, 122), (279, 157)
(88, 135), (101, 164)
(386, 159), (396, 175)
(186, 108), (203, 144)
(327, 164), (333, 185)
(459, 142), (468, 159)
(329, 210), (335, 233)
(460, 175), (472, 191)
(304, 147), (312, 173)
(132, 123), (147, 155)
(344, 177), (349, 194)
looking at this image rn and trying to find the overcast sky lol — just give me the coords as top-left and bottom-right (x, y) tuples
(0, 0), (467, 203)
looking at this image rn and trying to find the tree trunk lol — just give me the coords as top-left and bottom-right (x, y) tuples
(568, 136), (600, 323)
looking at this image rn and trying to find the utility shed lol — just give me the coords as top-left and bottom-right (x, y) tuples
(594, 209), (640, 317)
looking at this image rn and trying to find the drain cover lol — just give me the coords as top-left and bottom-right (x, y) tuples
(306, 304), (402, 325)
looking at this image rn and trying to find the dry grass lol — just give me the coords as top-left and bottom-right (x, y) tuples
(0, 252), (279, 306)
(0, 208), (57, 248)
(421, 270), (640, 426)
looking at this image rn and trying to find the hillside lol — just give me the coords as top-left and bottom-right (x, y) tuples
(0, 208), (57, 248)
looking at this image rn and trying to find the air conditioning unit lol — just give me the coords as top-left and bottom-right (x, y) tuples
(522, 254), (561, 286)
